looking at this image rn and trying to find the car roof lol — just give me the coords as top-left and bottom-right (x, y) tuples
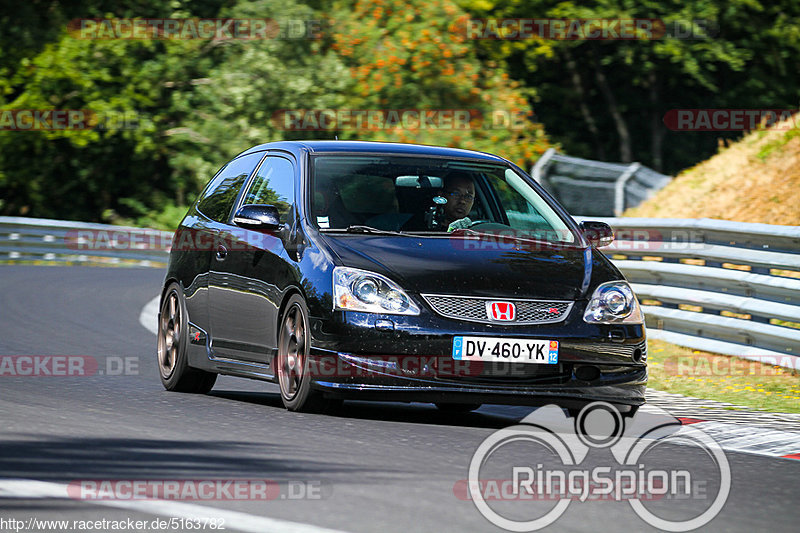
(239, 140), (508, 163)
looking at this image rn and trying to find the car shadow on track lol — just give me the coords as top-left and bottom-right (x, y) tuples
(0, 434), (391, 483)
(208, 389), (539, 430)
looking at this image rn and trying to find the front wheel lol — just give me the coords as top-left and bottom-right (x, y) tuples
(157, 282), (217, 393)
(276, 294), (326, 412)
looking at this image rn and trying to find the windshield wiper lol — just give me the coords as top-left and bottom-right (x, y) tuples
(322, 225), (410, 236)
(448, 227), (579, 248)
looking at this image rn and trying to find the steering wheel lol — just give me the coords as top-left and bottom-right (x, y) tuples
(467, 219), (490, 228)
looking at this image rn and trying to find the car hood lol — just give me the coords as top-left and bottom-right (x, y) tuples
(318, 233), (606, 300)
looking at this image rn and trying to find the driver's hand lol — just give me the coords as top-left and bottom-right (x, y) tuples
(447, 217), (473, 232)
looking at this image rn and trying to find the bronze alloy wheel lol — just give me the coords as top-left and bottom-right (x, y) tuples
(158, 288), (182, 380)
(277, 294), (326, 411)
(157, 282), (217, 393)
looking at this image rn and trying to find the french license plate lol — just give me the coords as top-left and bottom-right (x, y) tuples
(452, 336), (558, 364)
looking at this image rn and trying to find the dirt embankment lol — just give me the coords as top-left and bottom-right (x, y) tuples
(625, 115), (800, 225)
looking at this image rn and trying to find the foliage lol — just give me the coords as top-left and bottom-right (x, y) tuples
(459, 0), (800, 173)
(2, 0), (799, 226)
(0, 0), (550, 227)
(327, 0), (552, 166)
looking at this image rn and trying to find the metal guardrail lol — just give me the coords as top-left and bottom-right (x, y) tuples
(578, 217), (800, 366)
(533, 148), (672, 216)
(0, 216), (171, 267)
(3, 216), (798, 366)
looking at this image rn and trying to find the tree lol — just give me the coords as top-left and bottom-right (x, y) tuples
(326, 0), (552, 167)
(461, 0), (800, 173)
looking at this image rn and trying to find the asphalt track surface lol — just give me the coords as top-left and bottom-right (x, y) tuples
(0, 265), (798, 532)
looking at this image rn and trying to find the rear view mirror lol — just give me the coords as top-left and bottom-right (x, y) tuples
(233, 204), (281, 231)
(580, 221), (614, 247)
(395, 175), (443, 188)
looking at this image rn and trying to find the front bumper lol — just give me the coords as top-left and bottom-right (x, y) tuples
(307, 308), (648, 408)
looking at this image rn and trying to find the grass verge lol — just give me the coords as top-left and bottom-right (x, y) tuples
(647, 339), (800, 414)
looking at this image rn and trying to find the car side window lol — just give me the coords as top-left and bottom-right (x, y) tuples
(242, 155), (295, 224)
(196, 152), (264, 223)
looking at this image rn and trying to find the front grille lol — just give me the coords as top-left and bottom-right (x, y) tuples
(434, 360), (572, 385)
(421, 294), (573, 325)
(559, 340), (648, 361)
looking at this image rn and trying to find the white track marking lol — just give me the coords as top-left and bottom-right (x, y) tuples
(675, 420), (800, 460)
(0, 478), (350, 533)
(139, 295), (160, 335)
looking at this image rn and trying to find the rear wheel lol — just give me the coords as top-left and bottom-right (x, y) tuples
(158, 283), (217, 393)
(435, 402), (482, 413)
(277, 295), (326, 412)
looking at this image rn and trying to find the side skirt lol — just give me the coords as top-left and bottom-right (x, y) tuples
(185, 321), (276, 382)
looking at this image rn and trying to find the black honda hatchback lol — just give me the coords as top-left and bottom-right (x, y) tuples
(158, 141), (647, 413)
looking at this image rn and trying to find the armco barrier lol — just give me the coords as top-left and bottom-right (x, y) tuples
(578, 217), (800, 366)
(2, 216), (798, 366)
(0, 216), (171, 267)
(532, 148), (672, 216)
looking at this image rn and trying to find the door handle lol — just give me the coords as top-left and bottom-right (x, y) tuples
(216, 245), (228, 260)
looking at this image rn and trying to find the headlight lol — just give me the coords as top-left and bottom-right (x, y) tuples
(333, 267), (420, 315)
(583, 281), (643, 324)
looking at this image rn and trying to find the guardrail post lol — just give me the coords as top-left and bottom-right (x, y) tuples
(614, 162), (641, 216)
(530, 147), (556, 185)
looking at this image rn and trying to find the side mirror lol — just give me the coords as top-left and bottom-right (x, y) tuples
(233, 204), (282, 231)
(580, 221), (614, 247)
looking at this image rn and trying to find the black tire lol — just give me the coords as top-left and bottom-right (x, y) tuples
(158, 282), (217, 393)
(435, 402), (482, 413)
(567, 403), (639, 419)
(621, 404), (640, 418)
(276, 294), (326, 412)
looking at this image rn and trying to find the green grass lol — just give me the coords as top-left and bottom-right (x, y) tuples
(647, 339), (800, 414)
(757, 128), (800, 161)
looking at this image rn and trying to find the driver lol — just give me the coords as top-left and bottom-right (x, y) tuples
(442, 172), (475, 231)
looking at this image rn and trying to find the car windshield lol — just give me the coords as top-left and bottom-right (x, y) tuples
(310, 154), (577, 244)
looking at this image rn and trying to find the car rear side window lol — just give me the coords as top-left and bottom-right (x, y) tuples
(196, 152), (264, 223)
(241, 155), (295, 224)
